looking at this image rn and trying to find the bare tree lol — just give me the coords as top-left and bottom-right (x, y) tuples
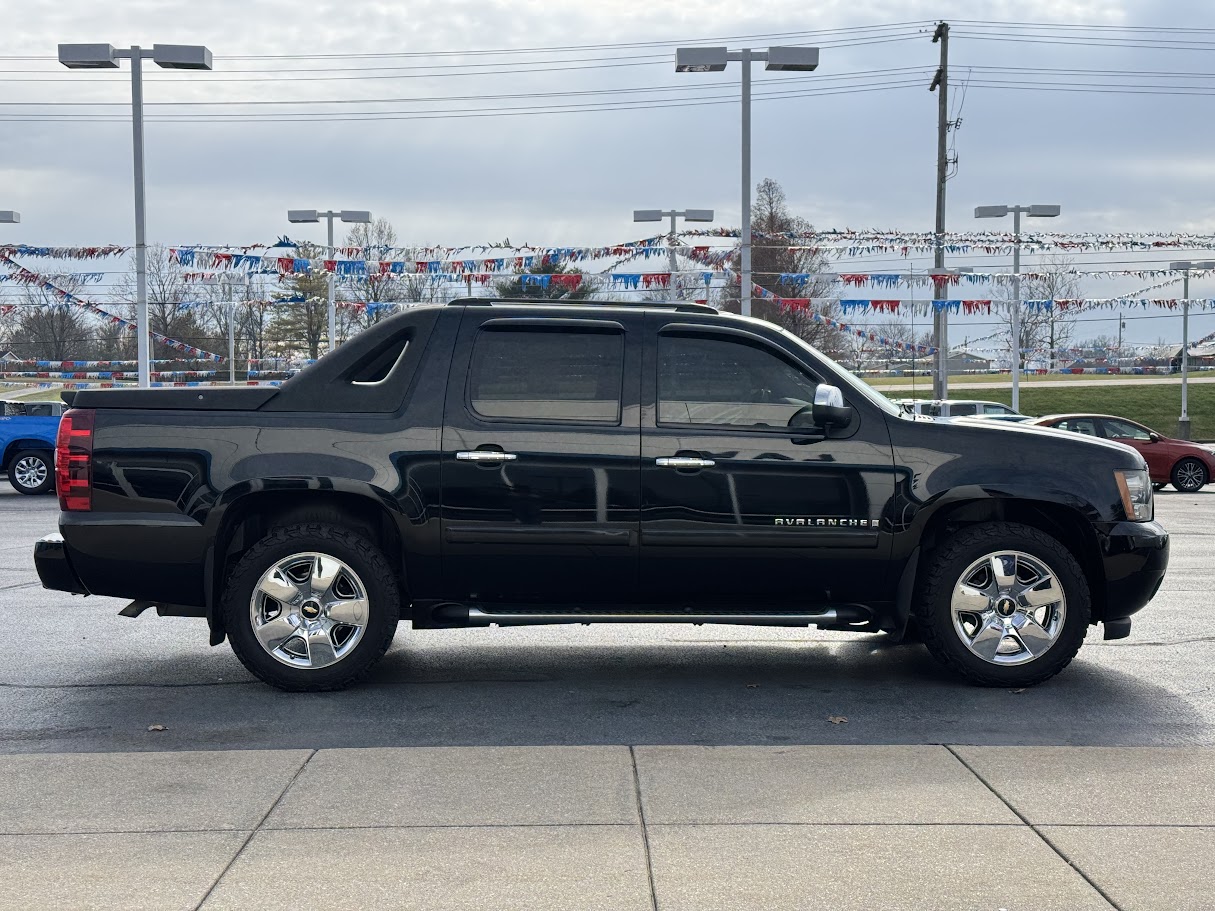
(720, 177), (841, 350)
(115, 244), (212, 360)
(342, 219), (461, 330)
(5, 281), (92, 360)
(1000, 255), (1081, 370)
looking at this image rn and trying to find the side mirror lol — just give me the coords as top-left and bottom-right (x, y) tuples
(812, 384), (853, 429)
(1149, 432), (1160, 442)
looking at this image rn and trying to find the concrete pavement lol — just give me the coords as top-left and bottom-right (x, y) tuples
(2, 487), (1214, 751)
(4, 744), (1213, 910)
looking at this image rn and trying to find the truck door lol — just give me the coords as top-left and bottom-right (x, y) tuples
(639, 317), (895, 606)
(439, 309), (641, 604)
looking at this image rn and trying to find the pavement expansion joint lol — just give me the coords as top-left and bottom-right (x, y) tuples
(190, 749), (317, 911)
(629, 745), (660, 911)
(943, 745), (1127, 911)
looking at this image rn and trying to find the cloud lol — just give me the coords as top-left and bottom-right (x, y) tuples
(4, 0), (1215, 344)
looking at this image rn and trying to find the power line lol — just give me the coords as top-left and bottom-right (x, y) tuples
(0, 43), (925, 83)
(0, 21), (934, 62)
(0, 66), (935, 107)
(0, 80), (928, 124)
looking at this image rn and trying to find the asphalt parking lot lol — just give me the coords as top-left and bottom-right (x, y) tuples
(1, 485), (1212, 753)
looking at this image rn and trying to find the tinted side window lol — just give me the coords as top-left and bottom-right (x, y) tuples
(980, 403), (1013, 415)
(950, 403), (978, 416)
(469, 327), (623, 423)
(658, 333), (820, 427)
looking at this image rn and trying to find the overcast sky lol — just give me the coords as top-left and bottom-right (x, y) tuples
(5, 0), (1215, 345)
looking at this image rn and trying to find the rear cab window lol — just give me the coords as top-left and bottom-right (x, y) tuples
(468, 325), (624, 424)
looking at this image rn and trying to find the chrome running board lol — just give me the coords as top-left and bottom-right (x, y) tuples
(433, 605), (872, 628)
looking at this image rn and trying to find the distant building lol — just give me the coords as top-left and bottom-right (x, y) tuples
(946, 351), (992, 374)
(1170, 343), (1215, 370)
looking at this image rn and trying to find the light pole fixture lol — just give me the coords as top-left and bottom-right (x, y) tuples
(633, 208), (714, 298)
(59, 43), (213, 388)
(287, 209), (372, 353)
(1167, 260), (1215, 440)
(0, 211), (20, 224)
(676, 45), (819, 318)
(974, 204), (1061, 412)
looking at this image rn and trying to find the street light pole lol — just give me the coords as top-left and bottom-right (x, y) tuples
(975, 204), (1061, 413)
(633, 208), (714, 298)
(129, 48), (150, 390)
(287, 209), (371, 353)
(1167, 260), (1215, 440)
(676, 45), (819, 318)
(740, 48), (752, 316)
(326, 213), (336, 354)
(59, 43), (213, 388)
(1012, 206), (1022, 412)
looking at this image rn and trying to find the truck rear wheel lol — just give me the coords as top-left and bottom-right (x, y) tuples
(223, 523), (400, 692)
(914, 522), (1090, 687)
(10, 450), (53, 495)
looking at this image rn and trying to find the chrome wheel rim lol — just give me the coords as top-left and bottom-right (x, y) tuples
(249, 552), (369, 670)
(13, 456), (48, 490)
(1176, 461), (1205, 491)
(950, 550), (1067, 667)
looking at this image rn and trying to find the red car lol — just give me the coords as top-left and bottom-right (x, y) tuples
(1030, 413), (1215, 492)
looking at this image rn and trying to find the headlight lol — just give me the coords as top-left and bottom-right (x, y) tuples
(1115, 469), (1153, 521)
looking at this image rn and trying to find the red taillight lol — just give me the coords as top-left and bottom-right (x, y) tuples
(55, 408), (95, 511)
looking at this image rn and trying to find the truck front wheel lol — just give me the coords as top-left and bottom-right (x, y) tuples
(222, 523), (401, 691)
(914, 522), (1091, 687)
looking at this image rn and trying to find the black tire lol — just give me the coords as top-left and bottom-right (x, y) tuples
(9, 450), (54, 495)
(1152, 482), (1167, 492)
(223, 523), (401, 692)
(914, 522), (1091, 687)
(1171, 457), (1208, 493)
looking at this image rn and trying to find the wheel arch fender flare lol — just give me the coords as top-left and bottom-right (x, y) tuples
(203, 477), (409, 645)
(900, 489), (1107, 624)
(2, 439), (55, 472)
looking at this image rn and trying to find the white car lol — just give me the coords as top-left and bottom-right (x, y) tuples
(892, 399), (1031, 421)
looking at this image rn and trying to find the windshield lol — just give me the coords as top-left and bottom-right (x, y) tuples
(770, 323), (902, 416)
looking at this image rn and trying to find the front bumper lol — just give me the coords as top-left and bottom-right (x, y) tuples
(1099, 519), (1168, 625)
(34, 533), (89, 595)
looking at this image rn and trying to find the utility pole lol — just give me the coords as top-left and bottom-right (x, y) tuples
(930, 21), (950, 399)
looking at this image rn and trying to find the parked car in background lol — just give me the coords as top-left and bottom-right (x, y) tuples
(0, 399), (63, 494)
(893, 399), (1032, 422)
(1031, 414), (1215, 492)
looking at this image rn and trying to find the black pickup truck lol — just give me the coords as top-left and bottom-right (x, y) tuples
(36, 300), (1169, 691)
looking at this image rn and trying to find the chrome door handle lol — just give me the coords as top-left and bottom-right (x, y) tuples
(656, 456), (715, 469)
(456, 450), (518, 463)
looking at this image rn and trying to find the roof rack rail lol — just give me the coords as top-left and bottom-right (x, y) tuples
(447, 297), (719, 315)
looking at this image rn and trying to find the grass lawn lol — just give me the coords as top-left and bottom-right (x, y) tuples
(0, 386), (68, 402)
(879, 383), (1214, 440)
(871, 372), (1186, 387)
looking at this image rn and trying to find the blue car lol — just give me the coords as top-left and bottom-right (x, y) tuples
(0, 399), (62, 495)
